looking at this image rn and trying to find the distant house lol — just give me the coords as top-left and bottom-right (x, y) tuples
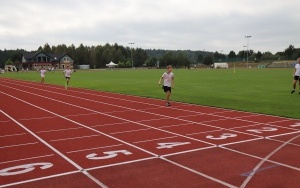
(16, 51), (74, 70)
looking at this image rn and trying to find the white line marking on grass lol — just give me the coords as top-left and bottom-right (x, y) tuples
(240, 134), (300, 188)
(0, 110), (108, 188)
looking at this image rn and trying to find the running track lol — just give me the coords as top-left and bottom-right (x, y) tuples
(0, 77), (299, 188)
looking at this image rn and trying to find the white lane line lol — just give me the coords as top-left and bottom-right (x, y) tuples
(50, 134), (101, 142)
(221, 146), (300, 172)
(109, 128), (152, 135)
(67, 144), (123, 154)
(219, 138), (263, 147)
(0, 110), (108, 188)
(0, 170), (80, 188)
(240, 134), (300, 188)
(266, 137), (300, 147)
(0, 91), (159, 154)
(133, 136), (178, 144)
(0, 133), (27, 138)
(0, 154), (55, 165)
(85, 156), (158, 171)
(161, 157), (238, 188)
(0, 120), (11, 123)
(161, 146), (216, 157)
(19, 116), (58, 121)
(1, 85), (216, 147)
(266, 130), (300, 138)
(0, 142), (38, 149)
(37, 127), (83, 133)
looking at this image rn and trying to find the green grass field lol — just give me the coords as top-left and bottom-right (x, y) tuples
(1, 68), (299, 119)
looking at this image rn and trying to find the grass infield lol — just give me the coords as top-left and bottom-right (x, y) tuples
(1, 68), (299, 119)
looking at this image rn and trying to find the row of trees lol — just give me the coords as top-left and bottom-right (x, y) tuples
(224, 45), (300, 62)
(1, 43), (299, 69)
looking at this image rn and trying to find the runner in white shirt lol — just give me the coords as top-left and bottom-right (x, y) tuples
(291, 57), (300, 94)
(63, 66), (72, 89)
(158, 65), (175, 106)
(40, 67), (46, 83)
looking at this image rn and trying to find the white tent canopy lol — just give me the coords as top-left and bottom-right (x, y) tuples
(213, 62), (228, 69)
(106, 61), (118, 68)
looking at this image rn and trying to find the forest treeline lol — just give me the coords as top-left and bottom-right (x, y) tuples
(1, 43), (299, 69)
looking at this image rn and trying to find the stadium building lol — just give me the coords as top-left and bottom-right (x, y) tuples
(16, 51), (74, 70)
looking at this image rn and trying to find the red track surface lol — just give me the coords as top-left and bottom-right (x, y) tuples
(0, 77), (299, 188)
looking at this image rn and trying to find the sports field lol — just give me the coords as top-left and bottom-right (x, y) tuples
(1, 68), (299, 119)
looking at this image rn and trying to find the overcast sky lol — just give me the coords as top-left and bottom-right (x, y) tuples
(0, 0), (299, 54)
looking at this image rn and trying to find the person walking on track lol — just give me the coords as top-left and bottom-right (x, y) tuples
(291, 57), (300, 94)
(158, 65), (175, 106)
(63, 66), (72, 89)
(40, 67), (46, 84)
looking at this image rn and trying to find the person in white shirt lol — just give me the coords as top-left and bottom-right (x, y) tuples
(158, 65), (175, 106)
(291, 57), (300, 94)
(63, 66), (72, 89)
(40, 67), (46, 83)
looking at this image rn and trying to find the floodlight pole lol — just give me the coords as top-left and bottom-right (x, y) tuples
(245, 36), (251, 68)
(129, 42), (135, 68)
(243, 46), (247, 61)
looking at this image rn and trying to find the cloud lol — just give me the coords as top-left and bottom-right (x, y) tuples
(0, 0), (299, 54)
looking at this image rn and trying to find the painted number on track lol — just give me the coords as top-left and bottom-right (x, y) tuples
(206, 133), (237, 140)
(0, 162), (53, 176)
(157, 142), (190, 149)
(86, 150), (132, 160)
(246, 127), (277, 134)
(290, 123), (300, 128)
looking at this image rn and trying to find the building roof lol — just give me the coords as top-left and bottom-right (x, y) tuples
(23, 51), (73, 62)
